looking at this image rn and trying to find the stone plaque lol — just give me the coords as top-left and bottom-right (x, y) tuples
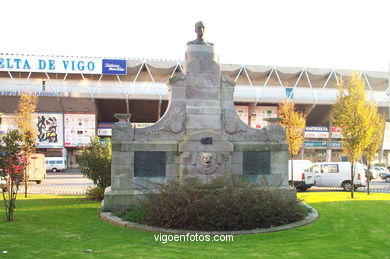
(200, 137), (213, 145)
(134, 151), (166, 177)
(243, 151), (270, 175)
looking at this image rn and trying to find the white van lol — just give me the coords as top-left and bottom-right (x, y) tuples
(288, 160), (315, 191)
(312, 162), (367, 191)
(45, 157), (67, 172)
(27, 154), (46, 184)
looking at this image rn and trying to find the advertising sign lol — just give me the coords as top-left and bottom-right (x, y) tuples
(304, 126), (329, 138)
(97, 128), (112, 136)
(97, 122), (114, 136)
(102, 59), (127, 75)
(304, 141), (327, 148)
(250, 106), (278, 129)
(35, 113), (64, 148)
(64, 114), (96, 147)
(0, 55), (126, 75)
(304, 141), (342, 148)
(330, 141), (342, 148)
(235, 106), (249, 125)
(331, 126), (343, 138)
(383, 122), (390, 150)
(285, 88), (294, 98)
(132, 123), (154, 128)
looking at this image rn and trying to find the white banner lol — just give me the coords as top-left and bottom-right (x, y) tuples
(64, 114), (96, 147)
(35, 113), (64, 148)
(0, 55), (126, 75)
(0, 55), (102, 74)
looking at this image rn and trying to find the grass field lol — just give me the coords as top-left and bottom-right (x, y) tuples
(1, 192), (390, 258)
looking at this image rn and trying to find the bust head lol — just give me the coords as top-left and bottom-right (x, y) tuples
(187, 21), (213, 46)
(194, 21), (205, 41)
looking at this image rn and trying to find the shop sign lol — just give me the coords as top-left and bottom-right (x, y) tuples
(304, 126), (329, 138)
(330, 141), (342, 148)
(304, 141), (327, 148)
(331, 126), (343, 138)
(304, 141), (342, 148)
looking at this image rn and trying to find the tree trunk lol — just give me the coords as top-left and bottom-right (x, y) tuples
(290, 154), (294, 187)
(24, 166), (28, 198)
(367, 163), (371, 195)
(351, 162), (354, 199)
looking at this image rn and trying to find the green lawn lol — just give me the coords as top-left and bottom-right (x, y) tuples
(1, 192), (390, 258)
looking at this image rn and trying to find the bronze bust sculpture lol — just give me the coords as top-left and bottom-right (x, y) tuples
(187, 21), (214, 46)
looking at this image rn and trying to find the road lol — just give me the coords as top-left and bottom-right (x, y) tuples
(309, 179), (390, 193)
(20, 170), (95, 195)
(16, 173), (390, 195)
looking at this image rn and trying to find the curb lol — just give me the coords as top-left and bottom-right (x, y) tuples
(100, 202), (318, 235)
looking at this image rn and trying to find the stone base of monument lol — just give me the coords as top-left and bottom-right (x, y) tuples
(103, 185), (297, 211)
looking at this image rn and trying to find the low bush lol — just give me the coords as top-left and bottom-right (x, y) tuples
(118, 180), (308, 231)
(86, 186), (105, 201)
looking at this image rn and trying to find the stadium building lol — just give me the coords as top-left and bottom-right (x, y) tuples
(0, 53), (389, 166)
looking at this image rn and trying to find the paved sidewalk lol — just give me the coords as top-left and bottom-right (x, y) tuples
(17, 171), (95, 195)
(19, 185), (93, 195)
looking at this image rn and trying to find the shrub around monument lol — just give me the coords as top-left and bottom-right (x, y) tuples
(86, 186), (105, 201)
(117, 180), (308, 231)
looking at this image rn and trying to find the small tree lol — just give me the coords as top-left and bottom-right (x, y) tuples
(0, 130), (27, 221)
(364, 102), (385, 194)
(16, 92), (38, 197)
(78, 137), (111, 198)
(331, 73), (373, 198)
(279, 99), (306, 187)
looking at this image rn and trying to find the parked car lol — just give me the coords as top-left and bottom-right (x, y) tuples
(288, 160), (315, 191)
(371, 166), (389, 179)
(0, 175), (8, 192)
(380, 172), (390, 182)
(45, 157), (67, 172)
(312, 162), (367, 191)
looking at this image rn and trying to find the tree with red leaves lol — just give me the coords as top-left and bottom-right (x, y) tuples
(0, 130), (27, 221)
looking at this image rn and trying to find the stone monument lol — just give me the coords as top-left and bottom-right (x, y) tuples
(103, 22), (294, 210)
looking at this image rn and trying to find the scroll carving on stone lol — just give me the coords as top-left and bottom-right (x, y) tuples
(224, 109), (236, 134)
(159, 107), (184, 134)
(170, 107), (184, 133)
(196, 152), (218, 175)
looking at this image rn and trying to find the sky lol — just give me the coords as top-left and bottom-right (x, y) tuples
(2, 0), (390, 72)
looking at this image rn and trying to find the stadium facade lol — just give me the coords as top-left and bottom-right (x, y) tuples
(0, 53), (389, 166)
